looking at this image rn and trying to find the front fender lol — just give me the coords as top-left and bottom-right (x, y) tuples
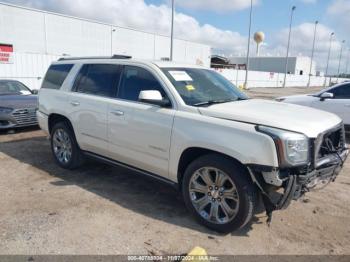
(168, 112), (278, 182)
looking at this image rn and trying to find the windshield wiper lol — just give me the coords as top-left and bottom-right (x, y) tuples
(193, 99), (239, 107)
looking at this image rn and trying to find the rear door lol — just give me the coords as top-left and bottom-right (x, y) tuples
(68, 63), (122, 156)
(311, 84), (350, 125)
(107, 65), (176, 177)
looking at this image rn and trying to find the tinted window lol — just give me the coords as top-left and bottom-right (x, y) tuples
(330, 84), (350, 99)
(118, 66), (167, 102)
(42, 64), (73, 89)
(75, 64), (122, 97)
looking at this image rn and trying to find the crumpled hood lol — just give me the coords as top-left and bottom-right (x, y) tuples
(0, 94), (38, 109)
(198, 99), (342, 138)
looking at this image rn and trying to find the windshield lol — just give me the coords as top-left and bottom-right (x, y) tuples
(0, 81), (32, 95)
(162, 68), (248, 106)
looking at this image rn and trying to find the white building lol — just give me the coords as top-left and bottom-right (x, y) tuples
(228, 56), (316, 76)
(0, 2), (211, 89)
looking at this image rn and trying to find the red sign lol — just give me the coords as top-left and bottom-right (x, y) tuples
(0, 44), (14, 64)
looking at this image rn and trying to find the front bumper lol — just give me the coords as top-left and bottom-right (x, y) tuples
(248, 147), (348, 214)
(0, 108), (38, 129)
(300, 148), (349, 191)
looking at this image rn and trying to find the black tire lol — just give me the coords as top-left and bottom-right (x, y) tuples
(50, 121), (84, 169)
(182, 154), (257, 233)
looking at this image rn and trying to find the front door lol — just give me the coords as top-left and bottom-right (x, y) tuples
(107, 65), (175, 177)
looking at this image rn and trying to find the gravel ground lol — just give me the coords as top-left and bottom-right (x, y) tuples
(0, 87), (349, 255)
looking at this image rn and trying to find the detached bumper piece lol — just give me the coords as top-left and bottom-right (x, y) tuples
(299, 148), (349, 193)
(249, 147), (349, 225)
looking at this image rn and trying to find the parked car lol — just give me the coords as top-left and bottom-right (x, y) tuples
(0, 80), (38, 129)
(37, 57), (348, 233)
(276, 82), (350, 129)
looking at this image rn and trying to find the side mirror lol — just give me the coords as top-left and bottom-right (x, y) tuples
(138, 90), (171, 107)
(31, 89), (39, 95)
(320, 92), (333, 101)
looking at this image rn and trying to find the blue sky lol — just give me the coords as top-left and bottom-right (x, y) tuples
(163, 0), (328, 35)
(3, 0), (350, 73)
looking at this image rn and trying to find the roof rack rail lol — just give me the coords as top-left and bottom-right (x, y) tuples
(111, 54), (132, 59)
(58, 54), (132, 61)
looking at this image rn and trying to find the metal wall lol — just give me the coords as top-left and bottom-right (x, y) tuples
(0, 53), (60, 89)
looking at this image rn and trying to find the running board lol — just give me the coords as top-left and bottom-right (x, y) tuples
(83, 151), (178, 188)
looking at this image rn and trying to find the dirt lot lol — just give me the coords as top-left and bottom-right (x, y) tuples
(0, 87), (349, 255)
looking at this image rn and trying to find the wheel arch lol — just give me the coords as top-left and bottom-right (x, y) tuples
(48, 113), (75, 135)
(177, 147), (252, 190)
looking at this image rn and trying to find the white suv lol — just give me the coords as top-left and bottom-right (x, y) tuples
(37, 56), (348, 232)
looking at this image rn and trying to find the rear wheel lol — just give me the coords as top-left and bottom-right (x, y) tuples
(182, 154), (257, 233)
(50, 122), (83, 169)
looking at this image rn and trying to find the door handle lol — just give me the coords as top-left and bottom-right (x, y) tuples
(70, 101), (80, 107)
(110, 110), (124, 116)
(345, 104), (350, 107)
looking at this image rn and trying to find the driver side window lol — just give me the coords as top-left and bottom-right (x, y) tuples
(118, 66), (168, 102)
(329, 84), (350, 99)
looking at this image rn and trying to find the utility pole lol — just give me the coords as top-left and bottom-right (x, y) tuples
(283, 6), (296, 88)
(324, 32), (334, 87)
(307, 21), (318, 88)
(111, 28), (116, 56)
(170, 0), (175, 61)
(345, 48), (350, 76)
(244, 0), (253, 89)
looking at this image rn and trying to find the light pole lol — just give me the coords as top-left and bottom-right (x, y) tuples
(324, 32), (335, 87)
(345, 48), (350, 75)
(283, 6), (296, 88)
(170, 0), (175, 61)
(111, 28), (116, 56)
(244, 0), (253, 89)
(337, 40), (345, 82)
(307, 21), (318, 88)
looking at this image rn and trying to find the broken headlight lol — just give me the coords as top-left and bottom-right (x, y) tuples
(257, 125), (309, 167)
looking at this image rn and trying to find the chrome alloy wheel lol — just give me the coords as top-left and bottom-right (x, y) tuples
(189, 167), (239, 224)
(52, 128), (72, 164)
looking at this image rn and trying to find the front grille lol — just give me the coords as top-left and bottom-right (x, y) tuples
(316, 125), (345, 160)
(12, 108), (38, 126)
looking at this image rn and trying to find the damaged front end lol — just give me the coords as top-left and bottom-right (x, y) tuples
(251, 124), (349, 224)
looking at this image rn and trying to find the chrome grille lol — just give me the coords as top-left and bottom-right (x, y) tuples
(12, 108), (38, 126)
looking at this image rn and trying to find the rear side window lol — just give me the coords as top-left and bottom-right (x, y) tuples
(42, 64), (73, 89)
(75, 64), (122, 97)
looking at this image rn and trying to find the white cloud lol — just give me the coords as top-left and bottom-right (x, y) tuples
(270, 22), (345, 74)
(327, 0), (350, 32)
(175, 0), (258, 13)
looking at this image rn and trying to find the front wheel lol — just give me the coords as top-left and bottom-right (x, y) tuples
(182, 154), (257, 233)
